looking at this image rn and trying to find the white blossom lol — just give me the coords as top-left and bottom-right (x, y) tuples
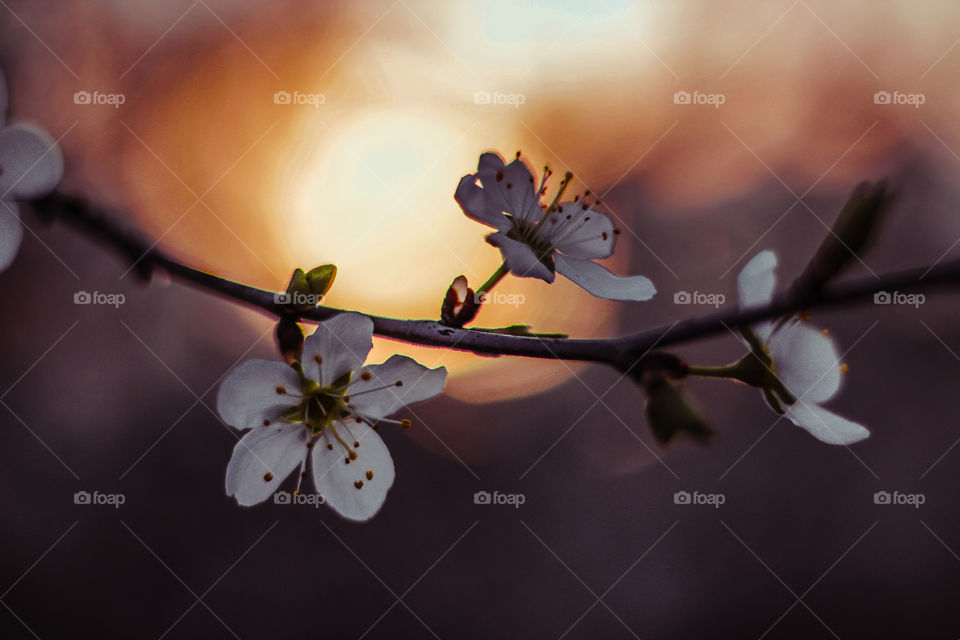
(737, 250), (869, 445)
(455, 152), (655, 301)
(0, 68), (63, 272)
(217, 313), (447, 521)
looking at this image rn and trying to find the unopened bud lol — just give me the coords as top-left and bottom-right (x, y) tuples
(440, 275), (481, 327)
(642, 371), (714, 445)
(275, 315), (304, 365)
(792, 180), (891, 298)
(279, 264), (337, 311)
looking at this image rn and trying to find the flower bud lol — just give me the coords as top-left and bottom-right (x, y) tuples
(440, 275), (481, 327)
(304, 264), (337, 298)
(275, 315), (304, 365)
(280, 264), (337, 311)
(792, 180), (891, 298)
(642, 370), (714, 445)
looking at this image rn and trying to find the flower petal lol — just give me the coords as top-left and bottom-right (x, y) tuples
(737, 250), (777, 341)
(0, 200), (22, 273)
(783, 400), (870, 445)
(476, 152), (541, 222)
(0, 124), (64, 200)
(302, 313), (374, 387)
(737, 249), (777, 309)
(312, 420), (395, 522)
(549, 205), (616, 260)
(348, 355), (447, 421)
(454, 174), (511, 232)
(555, 254), (655, 301)
(768, 323), (842, 403)
(225, 423), (309, 506)
(216, 359), (301, 430)
(486, 231), (555, 282)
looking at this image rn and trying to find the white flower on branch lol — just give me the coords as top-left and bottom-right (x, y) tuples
(455, 151), (656, 301)
(216, 313), (447, 521)
(0, 68), (64, 272)
(737, 250), (869, 445)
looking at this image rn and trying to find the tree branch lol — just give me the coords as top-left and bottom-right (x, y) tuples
(31, 191), (959, 377)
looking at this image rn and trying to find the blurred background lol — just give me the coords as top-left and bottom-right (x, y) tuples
(1, 0), (960, 636)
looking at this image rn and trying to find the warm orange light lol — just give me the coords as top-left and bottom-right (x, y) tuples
(280, 104), (621, 402)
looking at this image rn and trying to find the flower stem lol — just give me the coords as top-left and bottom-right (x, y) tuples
(687, 364), (741, 380)
(476, 263), (510, 298)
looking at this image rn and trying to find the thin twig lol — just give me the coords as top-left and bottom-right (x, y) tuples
(30, 191), (960, 376)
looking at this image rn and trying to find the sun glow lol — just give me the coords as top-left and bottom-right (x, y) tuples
(280, 106), (619, 402)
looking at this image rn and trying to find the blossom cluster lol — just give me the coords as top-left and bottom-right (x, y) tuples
(0, 65), (873, 522)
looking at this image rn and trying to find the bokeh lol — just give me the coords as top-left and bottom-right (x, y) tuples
(2, 0), (960, 637)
